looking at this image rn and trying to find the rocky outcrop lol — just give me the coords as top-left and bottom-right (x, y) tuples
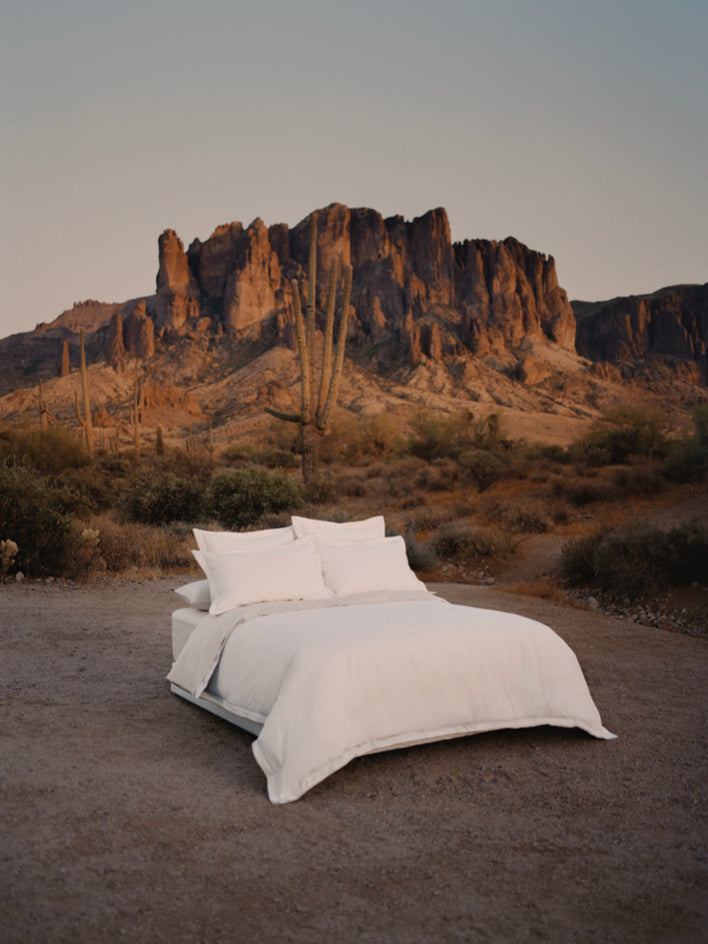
(454, 237), (575, 354)
(105, 313), (127, 373)
(123, 300), (155, 360)
(155, 230), (200, 331)
(151, 204), (575, 369)
(574, 284), (708, 376)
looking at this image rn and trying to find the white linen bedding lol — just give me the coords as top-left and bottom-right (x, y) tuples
(168, 592), (614, 804)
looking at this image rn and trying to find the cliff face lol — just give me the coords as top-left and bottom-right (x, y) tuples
(2, 205), (705, 402)
(155, 203), (575, 368)
(574, 284), (708, 376)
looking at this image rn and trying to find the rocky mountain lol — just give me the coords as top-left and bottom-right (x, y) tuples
(574, 283), (708, 377)
(0, 204), (705, 449)
(154, 204), (576, 367)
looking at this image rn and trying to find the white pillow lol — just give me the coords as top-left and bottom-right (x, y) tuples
(318, 536), (426, 596)
(175, 579), (211, 611)
(194, 537), (332, 616)
(291, 515), (385, 542)
(193, 525), (294, 554)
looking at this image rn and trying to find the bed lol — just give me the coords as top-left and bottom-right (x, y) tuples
(167, 516), (614, 803)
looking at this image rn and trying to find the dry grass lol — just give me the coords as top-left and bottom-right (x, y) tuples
(87, 513), (195, 576)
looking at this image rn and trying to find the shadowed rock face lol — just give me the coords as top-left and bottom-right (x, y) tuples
(574, 284), (708, 377)
(155, 203), (575, 367)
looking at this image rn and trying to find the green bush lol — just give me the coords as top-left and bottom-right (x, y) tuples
(406, 411), (477, 461)
(573, 406), (668, 466)
(120, 471), (206, 526)
(206, 466), (303, 529)
(560, 520), (708, 598)
(0, 457), (74, 576)
(458, 449), (506, 492)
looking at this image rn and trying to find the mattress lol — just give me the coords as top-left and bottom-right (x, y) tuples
(172, 607), (202, 660)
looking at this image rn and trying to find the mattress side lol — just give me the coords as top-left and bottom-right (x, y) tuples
(171, 607), (203, 661)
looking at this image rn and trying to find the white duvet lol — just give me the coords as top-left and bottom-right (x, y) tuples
(168, 591), (614, 803)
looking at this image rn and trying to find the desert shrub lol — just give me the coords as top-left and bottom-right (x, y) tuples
(662, 440), (708, 483)
(0, 425), (88, 474)
(303, 472), (340, 505)
(497, 499), (553, 534)
(662, 406), (708, 483)
(612, 465), (664, 496)
(206, 466), (303, 529)
(119, 471), (206, 526)
(253, 447), (299, 470)
(222, 442), (256, 464)
(573, 406), (668, 466)
(560, 520), (708, 598)
(403, 533), (438, 573)
(458, 449), (506, 492)
(0, 457), (74, 576)
(406, 411), (477, 461)
(90, 514), (194, 573)
(551, 478), (615, 507)
(414, 458), (459, 492)
(431, 522), (513, 566)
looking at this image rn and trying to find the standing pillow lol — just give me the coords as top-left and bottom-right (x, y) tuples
(291, 515), (385, 542)
(193, 525), (294, 554)
(194, 537), (332, 616)
(318, 536), (426, 596)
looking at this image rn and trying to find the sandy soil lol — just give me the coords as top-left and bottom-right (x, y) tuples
(1, 577), (706, 944)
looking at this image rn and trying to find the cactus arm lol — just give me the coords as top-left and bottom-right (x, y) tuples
(319, 264), (353, 428)
(264, 407), (302, 424)
(316, 256), (339, 420)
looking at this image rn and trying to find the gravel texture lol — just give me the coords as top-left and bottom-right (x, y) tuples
(1, 576), (706, 943)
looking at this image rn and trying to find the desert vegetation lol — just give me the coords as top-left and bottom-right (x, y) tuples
(1, 405), (706, 628)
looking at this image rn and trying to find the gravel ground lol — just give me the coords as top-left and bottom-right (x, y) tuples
(0, 576), (706, 944)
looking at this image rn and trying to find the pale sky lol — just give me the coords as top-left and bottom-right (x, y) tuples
(2, 0), (706, 340)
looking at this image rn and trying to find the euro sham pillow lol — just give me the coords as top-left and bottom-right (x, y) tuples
(194, 537), (332, 616)
(175, 579), (211, 611)
(193, 525), (294, 554)
(317, 535), (426, 596)
(291, 515), (385, 542)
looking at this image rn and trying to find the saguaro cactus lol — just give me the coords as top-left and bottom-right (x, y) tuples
(129, 380), (141, 457)
(265, 212), (353, 482)
(74, 328), (94, 456)
(38, 379), (55, 432)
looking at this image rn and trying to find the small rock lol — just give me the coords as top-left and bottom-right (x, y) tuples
(15, 571), (25, 582)
(587, 597), (600, 611)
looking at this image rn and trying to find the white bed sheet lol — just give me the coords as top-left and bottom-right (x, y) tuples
(169, 593), (614, 804)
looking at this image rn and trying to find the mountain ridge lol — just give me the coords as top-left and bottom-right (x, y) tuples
(0, 204), (705, 449)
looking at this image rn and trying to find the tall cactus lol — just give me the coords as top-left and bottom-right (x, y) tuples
(38, 379), (55, 432)
(265, 211), (353, 482)
(74, 328), (94, 456)
(129, 380), (141, 457)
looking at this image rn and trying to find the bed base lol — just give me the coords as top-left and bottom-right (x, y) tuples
(170, 683), (264, 736)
